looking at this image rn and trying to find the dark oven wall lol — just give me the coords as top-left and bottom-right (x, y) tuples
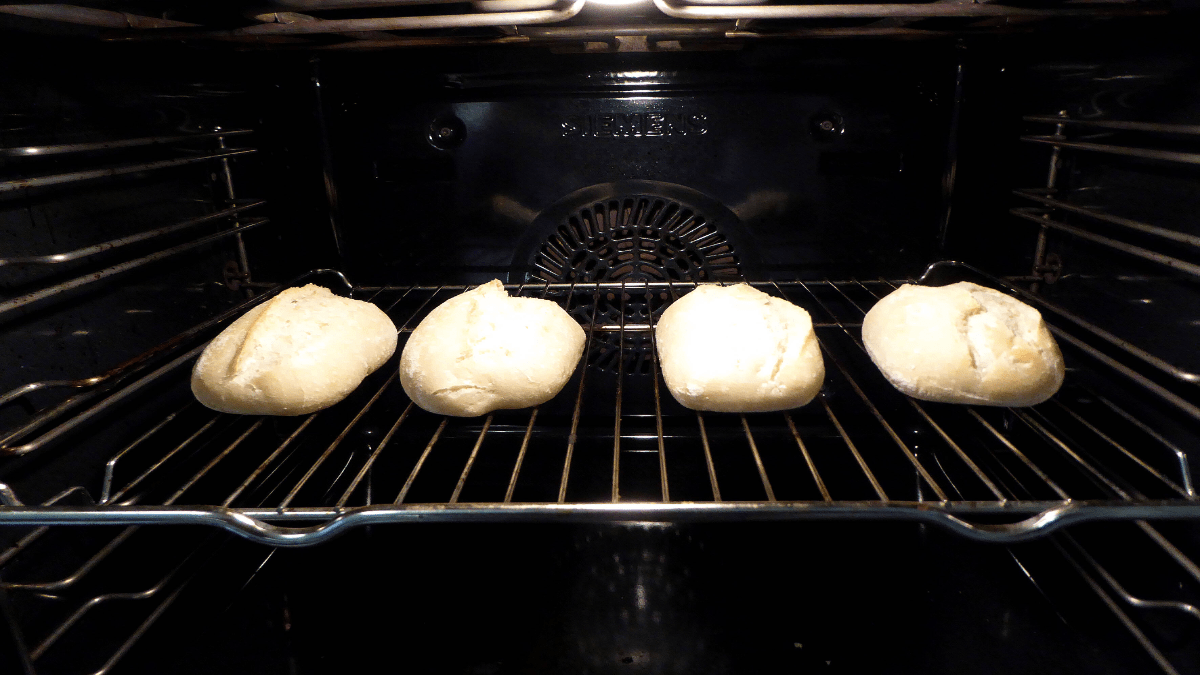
(320, 44), (958, 285)
(0, 34), (331, 499)
(942, 16), (1200, 455)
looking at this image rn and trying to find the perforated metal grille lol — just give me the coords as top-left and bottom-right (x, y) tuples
(533, 196), (741, 374)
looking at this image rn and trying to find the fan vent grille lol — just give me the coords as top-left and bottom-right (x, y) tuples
(532, 196), (742, 374)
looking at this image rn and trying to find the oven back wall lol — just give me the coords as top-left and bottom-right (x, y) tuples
(322, 47), (955, 285)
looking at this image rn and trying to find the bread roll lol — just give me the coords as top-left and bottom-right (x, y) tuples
(399, 280), (586, 417)
(654, 284), (825, 413)
(191, 284), (398, 416)
(861, 282), (1064, 406)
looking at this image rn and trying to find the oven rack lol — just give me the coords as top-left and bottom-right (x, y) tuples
(1, 265), (1198, 546)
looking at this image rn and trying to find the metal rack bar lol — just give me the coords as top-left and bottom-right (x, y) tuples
(338, 403), (414, 507)
(978, 400), (1189, 673)
(558, 286), (602, 503)
(1013, 189), (1200, 249)
(740, 415), (776, 502)
(0, 5), (198, 29)
(1050, 401), (1190, 499)
(612, 283), (627, 503)
(1094, 395), (1195, 497)
(820, 396), (888, 501)
(217, 136), (252, 288)
(783, 413), (830, 502)
(1065, 533), (1200, 622)
(651, 0), (1157, 20)
(106, 414), (224, 505)
(1011, 208), (1200, 279)
(223, 416), (318, 507)
(0, 201), (265, 267)
(505, 409), (538, 503)
(27, 549), (187, 661)
(1021, 135), (1200, 166)
(100, 405), (190, 504)
(0, 218), (269, 322)
(968, 410), (1071, 500)
(278, 373), (397, 508)
(0, 487), (91, 567)
(1018, 411), (1130, 497)
(1137, 522), (1200, 587)
(451, 415), (492, 504)
(395, 418), (448, 504)
(1050, 326), (1200, 422)
(145, 0), (587, 38)
(0, 130), (252, 158)
(786, 281), (948, 500)
(1024, 116), (1200, 136)
(91, 582), (188, 675)
(911, 401), (1008, 501)
(1055, 540), (1183, 675)
(273, 0), (466, 9)
(651, 340), (670, 503)
(0, 148), (255, 194)
(1, 343), (209, 457)
(170, 420), (266, 504)
(15, 502), (1200, 546)
(2, 526), (137, 592)
(695, 413), (722, 502)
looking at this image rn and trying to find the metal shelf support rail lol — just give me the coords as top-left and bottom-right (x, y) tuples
(0, 277), (1198, 546)
(0, 200), (266, 267)
(651, 0), (1159, 20)
(0, 129), (252, 158)
(0, 148), (255, 194)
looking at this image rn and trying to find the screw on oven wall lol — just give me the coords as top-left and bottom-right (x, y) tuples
(809, 113), (845, 140)
(428, 115), (465, 149)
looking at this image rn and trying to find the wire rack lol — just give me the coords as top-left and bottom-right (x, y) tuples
(0, 262), (1198, 547)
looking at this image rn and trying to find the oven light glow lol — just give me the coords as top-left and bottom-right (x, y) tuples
(588, 0), (649, 6)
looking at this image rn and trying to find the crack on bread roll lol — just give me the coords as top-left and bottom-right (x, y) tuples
(399, 280), (586, 417)
(191, 284), (399, 416)
(654, 284), (825, 413)
(862, 282), (1064, 407)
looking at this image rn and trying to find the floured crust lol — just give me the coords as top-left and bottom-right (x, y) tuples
(399, 280), (586, 417)
(861, 282), (1064, 406)
(191, 284), (398, 415)
(654, 284), (825, 413)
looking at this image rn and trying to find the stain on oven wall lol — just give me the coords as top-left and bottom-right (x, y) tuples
(323, 45), (955, 285)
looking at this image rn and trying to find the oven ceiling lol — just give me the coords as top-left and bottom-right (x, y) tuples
(0, 0), (1171, 50)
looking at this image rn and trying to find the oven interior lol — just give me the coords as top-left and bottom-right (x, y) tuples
(2, 6), (1200, 674)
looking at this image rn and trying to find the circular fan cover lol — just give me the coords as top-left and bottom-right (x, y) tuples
(532, 195), (742, 374)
